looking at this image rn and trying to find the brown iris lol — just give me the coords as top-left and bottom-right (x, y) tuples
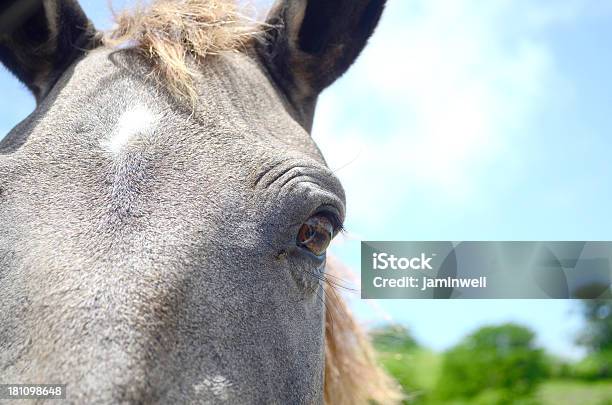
(297, 215), (334, 256)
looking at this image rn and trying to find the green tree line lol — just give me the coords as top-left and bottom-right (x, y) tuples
(371, 300), (612, 404)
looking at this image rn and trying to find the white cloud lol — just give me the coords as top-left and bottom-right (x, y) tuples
(312, 0), (580, 230)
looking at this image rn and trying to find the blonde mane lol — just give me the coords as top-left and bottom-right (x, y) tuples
(324, 260), (404, 404)
(104, 0), (262, 104)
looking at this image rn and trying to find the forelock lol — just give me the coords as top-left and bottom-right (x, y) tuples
(103, 0), (265, 105)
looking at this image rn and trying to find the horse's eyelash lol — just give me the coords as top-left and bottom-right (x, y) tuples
(326, 212), (346, 236)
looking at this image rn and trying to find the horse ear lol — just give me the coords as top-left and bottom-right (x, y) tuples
(0, 0), (99, 102)
(260, 0), (386, 121)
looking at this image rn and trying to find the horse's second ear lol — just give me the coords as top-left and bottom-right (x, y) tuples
(0, 0), (98, 103)
(261, 0), (385, 102)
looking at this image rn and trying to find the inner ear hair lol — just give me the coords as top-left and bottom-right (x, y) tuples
(0, 0), (99, 103)
(0, 0), (42, 36)
(258, 0), (386, 130)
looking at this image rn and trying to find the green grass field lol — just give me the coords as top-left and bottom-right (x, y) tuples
(377, 349), (612, 404)
(537, 380), (612, 405)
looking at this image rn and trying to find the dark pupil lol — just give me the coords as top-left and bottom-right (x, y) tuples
(303, 225), (315, 241)
(297, 216), (333, 256)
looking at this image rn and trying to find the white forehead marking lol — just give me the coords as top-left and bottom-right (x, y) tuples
(101, 104), (158, 155)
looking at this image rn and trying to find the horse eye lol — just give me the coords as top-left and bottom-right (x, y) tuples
(296, 215), (335, 256)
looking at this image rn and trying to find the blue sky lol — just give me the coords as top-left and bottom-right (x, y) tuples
(2, 0), (612, 359)
(314, 0), (612, 359)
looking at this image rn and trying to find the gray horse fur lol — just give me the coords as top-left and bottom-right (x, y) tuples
(0, 0), (385, 403)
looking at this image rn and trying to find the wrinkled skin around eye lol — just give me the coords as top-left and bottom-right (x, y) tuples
(297, 215), (334, 256)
